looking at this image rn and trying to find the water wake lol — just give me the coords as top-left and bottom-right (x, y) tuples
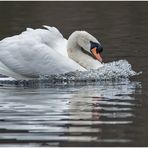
(0, 60), (141, 85)
(44, 60), (141, 82)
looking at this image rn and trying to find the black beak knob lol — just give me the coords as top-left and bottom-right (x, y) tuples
(90, 41), (103, 53)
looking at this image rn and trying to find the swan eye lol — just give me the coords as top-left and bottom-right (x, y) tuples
(90, 41), (103, 53)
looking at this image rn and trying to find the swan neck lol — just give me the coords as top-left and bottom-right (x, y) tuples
(67, 31), (102, 70)
(67, 31), (80, 51)
(67, 31), (82, 66)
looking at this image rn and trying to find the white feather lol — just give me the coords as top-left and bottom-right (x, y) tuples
(0, 26), (103, 80)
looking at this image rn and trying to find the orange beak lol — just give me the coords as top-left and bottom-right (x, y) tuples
(91, 47), (102, 62)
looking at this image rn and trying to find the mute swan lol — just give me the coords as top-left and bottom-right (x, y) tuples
(0, 26), (103, 80)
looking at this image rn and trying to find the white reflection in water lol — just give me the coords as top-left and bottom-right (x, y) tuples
(0, 80), (141, 146)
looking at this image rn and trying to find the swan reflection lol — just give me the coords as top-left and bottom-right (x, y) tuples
(0, 81), (141, 146)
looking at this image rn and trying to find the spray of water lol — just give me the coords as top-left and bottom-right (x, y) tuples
(0, 60), (142, 85)
(46, 60), (141, 82)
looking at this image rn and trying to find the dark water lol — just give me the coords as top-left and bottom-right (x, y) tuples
(0, 1), (148, 147)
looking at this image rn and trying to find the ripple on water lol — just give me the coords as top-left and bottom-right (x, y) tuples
(0, 60), (142, 146)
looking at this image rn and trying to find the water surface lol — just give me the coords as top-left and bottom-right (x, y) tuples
(0, 81), (142, 147)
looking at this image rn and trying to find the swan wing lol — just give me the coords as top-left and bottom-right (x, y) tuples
(0, 26), (85, 79)
(41, 25), (68, 57)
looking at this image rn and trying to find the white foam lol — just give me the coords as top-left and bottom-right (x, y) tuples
(0, 60), (141, 84)
(49, 60), (141, 82)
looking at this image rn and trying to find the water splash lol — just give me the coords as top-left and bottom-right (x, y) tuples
(45, 60), (141, 82)
(0, 60), (141, 85)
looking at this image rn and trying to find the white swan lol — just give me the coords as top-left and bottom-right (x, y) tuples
(0, 26), (103, 80)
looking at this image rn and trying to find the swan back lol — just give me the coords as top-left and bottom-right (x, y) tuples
(0, 26), (85, 79)
(0, 27), (102, 80)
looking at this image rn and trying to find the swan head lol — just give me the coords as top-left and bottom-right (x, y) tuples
(77, 31), (103, 62)
(67, 31), (103, 70)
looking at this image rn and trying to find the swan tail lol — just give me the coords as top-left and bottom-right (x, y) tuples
(26, 28), (34, 31)
(42, 25), (63, 38)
